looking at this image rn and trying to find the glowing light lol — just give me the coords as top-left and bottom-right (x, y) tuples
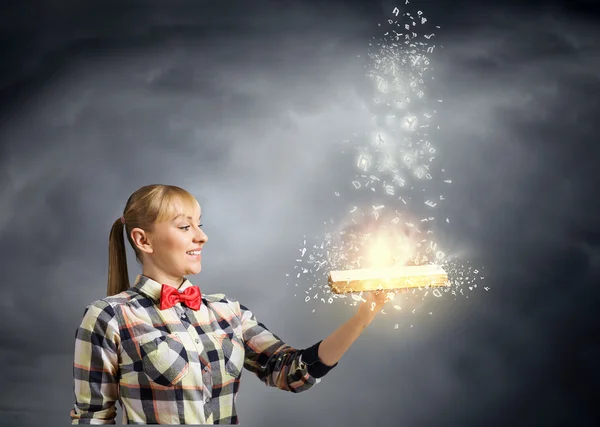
(366, 236), (394, 268)
(286, 3), (488, 322)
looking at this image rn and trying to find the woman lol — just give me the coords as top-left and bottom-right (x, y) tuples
(71, 184), (388, 424)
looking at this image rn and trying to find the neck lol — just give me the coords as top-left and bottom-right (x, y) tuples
(142, 268), (185, 289)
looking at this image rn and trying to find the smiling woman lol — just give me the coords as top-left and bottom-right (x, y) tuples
(107, 184), (205, 296)
(70, 184), (390, 425)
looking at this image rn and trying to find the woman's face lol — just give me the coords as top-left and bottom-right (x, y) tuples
(138, 200), (208, 281)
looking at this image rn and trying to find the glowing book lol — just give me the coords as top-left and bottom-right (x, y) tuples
(328, 264), (449, 294)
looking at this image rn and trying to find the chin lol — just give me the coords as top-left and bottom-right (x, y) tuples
(186, 264), (202, 276)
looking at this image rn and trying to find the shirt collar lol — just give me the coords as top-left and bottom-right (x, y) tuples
(133, 274), (196, 304)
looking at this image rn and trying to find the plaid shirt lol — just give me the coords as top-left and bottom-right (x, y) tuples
(71, 275), (336, 424)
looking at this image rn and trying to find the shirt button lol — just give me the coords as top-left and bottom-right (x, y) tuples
(195, 338), (200, 344)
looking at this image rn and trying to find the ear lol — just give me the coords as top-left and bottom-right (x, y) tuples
(131, 228), (154, 254)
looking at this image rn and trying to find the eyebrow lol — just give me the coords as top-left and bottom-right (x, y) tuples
(173, 213), (202, 221)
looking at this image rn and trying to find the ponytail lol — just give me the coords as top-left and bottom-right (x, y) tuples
(107, 217), (130, 296)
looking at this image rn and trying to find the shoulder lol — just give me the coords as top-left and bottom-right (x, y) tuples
(203, 293), (254, 309)
(202, 292), (230, 303)
(78, 298), (120, 334)
(97, 287), (136, 306)
(203, 293), (240, 307)
(81, 288), (138, 322)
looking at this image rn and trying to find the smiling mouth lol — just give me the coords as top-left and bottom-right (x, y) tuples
(186, 250), (202, 258)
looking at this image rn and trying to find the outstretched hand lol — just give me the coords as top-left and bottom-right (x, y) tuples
(357, 289), (395, 321)
(317, 288), (399, 366)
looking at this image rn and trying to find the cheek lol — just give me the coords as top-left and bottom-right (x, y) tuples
(157, 232), (188, 256)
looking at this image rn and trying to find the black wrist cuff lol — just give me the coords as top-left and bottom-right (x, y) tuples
(300, 340), (338, 378)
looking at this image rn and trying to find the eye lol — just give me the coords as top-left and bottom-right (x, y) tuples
(180, 224), (203, 231)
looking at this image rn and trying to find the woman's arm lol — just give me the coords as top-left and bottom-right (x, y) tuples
(237, 290), (389, 392)
(317, 290), (389, 366)
(71, 300), (120, 424)
(238, 302), (326, 393)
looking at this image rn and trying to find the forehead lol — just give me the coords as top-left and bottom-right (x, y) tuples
(169, 199), (201, 221)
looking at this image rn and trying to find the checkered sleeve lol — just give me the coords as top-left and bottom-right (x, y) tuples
(70, 300), (121, 424)
(238, 303), (336, 393)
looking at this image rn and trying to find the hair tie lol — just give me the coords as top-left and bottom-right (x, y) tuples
(120, 216), (125, 224)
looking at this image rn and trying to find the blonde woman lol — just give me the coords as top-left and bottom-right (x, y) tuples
(71, 184), (387, 424)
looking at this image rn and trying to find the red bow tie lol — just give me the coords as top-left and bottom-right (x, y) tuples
(160, 284), (202, 310)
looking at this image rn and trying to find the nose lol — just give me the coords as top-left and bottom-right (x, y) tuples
(193, 226), (208, 244)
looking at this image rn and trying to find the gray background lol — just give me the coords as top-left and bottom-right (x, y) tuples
(0, 0), (599, 425)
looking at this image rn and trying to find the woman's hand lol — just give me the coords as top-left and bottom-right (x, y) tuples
(316, 289), (400, 367)
(356, 289), (394, 322)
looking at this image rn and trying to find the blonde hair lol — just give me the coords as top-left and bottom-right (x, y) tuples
(107, 184), (199, 296)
